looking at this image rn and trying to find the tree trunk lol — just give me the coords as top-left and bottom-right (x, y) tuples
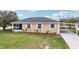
(3, 27), (6, 31)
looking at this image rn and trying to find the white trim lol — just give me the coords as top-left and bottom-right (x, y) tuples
(11, 22), (58, 24)
(57, 23), (60, 34)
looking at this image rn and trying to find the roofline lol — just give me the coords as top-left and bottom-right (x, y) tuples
(11, 22), (59, 24)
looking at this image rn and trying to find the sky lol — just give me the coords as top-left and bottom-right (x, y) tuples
(16, 10), (79, 21)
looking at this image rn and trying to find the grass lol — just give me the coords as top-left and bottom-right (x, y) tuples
(0, 29), (69, 49)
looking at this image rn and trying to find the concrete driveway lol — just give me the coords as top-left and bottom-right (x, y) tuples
(60, 29), (79, 49)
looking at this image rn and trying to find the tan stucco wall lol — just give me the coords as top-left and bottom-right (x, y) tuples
(21, 23), (59, 34)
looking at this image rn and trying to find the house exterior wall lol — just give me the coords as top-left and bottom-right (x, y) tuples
(21, 23), (59, 34)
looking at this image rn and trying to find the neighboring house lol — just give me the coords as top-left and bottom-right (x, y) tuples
(12, 17), (60, 34)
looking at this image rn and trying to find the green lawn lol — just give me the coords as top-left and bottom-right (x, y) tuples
(0, 30), (69, 49)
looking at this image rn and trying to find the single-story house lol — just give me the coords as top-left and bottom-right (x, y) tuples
(11, 17), (60, 34)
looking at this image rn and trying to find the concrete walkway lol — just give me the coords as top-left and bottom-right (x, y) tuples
(60, 29), (79, 49)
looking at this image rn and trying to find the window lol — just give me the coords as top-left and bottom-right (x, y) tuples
(38, 24), (41, 29)
(13, 24), (22, 30)
(14, 24), (17, 26)
(13, 24), (19, 30)
(27, 24), (31, 29)
(50, 24), (54, 28)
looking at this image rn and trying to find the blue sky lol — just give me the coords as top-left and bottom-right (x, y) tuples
(16, 10), (79, 20)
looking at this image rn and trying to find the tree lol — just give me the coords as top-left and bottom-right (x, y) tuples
(60, 18), (68, 22)
(0, 10), (18, 31)
(68, 18), (79, 23)
(67, 18), (79, 29)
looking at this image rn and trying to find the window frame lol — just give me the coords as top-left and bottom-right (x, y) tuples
(27, 24), (32, 29)
(49, 24), (55, 29)
(36, 24), (43, 29)
(38, 24), (42, 29)
(13, 24), (20, 30)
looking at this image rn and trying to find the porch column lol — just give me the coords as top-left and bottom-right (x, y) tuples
(57, 22), (60, 34)
(75, 24), (78, 35)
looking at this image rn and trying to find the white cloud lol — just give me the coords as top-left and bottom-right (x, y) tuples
(69, 11), (79, 17)
(45, 11), (72, 21)
(45, 14), (59, 21)
(17, 14), (24, 17)
(52, 13), (58, 16)
(46, 11), (79, 21)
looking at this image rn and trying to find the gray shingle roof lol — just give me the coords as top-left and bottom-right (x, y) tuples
(16, 17), (57, 22)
